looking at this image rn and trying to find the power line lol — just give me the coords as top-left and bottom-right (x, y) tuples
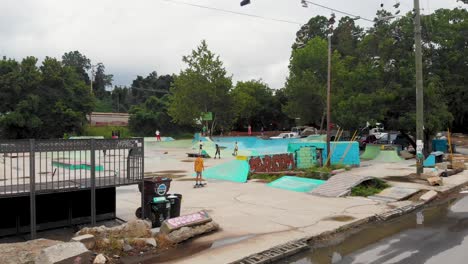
(303, 1), (374, 22)
(157, 0), (302, 25)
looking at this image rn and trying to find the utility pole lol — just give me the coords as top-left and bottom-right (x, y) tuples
(90, 64), (96, 95)
(413, 0), (424, 175)
(326, 13), (335, 167)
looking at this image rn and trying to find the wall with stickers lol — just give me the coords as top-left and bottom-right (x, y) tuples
(248, 153), (295, 173)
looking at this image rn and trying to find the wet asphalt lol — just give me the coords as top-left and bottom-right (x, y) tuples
(282, 194), (468, 264)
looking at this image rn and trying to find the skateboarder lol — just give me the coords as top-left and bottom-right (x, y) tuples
(214, 144), (221, 159)
(233, 141), (238, 156)
(194, 154), (205, 188)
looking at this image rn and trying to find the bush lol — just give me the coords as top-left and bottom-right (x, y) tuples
(351, 178), (389, 197)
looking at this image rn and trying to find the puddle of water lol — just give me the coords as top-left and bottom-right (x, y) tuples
(210, 234), (256, 249)
(120, 234), (255, 264)
(277, 196), (462, 264)
(322, 215), (356, 222)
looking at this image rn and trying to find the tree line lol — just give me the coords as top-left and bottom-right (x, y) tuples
(0, 7), (466, 140)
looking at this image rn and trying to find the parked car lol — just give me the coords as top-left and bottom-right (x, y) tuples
(359, 135), (378, 149)
(270, 132), (300, 139)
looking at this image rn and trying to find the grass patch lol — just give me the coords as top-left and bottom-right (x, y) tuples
(351, 178), (389, 197)
(82, 125), (132, 139)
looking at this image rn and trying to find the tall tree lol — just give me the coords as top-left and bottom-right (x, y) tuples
(0, 56), (94, 139)
(168, 40), (234, 133)
(61, 51), (91, 85)
(92, 62), (113, 99)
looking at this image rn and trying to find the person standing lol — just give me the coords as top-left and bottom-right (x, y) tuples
(214, 144), (221, 159)
(261, 126), (264, 136)
(155, 129), (161, 141)
(198, 140), (203, 154)
(202, 125), (207, 136)
(233, 141), (239, 156)
(194, 155), (205, 188)
(248, 125), (252, 136)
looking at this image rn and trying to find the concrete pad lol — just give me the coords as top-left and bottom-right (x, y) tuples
(419, 190), (438, 202)
(372, 187), (420, 201)
(35, 242), (89, 264)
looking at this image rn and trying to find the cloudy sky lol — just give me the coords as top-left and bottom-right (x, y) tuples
(0, 0), (463, 89)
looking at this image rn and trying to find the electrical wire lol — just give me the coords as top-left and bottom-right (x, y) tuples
(303, 0), (374, 22)
(157, 0), (302, 25)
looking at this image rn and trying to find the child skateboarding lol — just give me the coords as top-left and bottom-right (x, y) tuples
(233, 141), (238, 156)
(194, 154), (206, 188)
(214, 144), (221, 159)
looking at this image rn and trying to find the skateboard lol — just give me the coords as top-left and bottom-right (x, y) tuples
(193, 183), (207, 188)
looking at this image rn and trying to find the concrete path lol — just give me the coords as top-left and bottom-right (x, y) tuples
(116, 144), (468, 264)
(309, 174), (374, 197)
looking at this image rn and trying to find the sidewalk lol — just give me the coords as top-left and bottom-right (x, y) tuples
(116, 146), (468, 264)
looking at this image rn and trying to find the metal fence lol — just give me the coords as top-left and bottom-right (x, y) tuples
(0, 138), (144, 239)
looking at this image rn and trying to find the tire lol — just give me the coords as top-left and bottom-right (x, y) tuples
(135, 207), (142, 219)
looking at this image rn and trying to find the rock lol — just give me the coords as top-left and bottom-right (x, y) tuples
(150, 227), (160, 237)
(35, 242), (89, 264)
(77, 220), (151, 239)
(420, 190), (438, 202)
(427, 176), (443, 186)
(145, 238), (157, 247)
(121, 219), (152, 238)
(113, 255), (120, 259)
(0, 239), (63, 264)
(160, 211), (212, 234)
(331, 252), (342, 263)
(166, 221), (219, 244)
(72, 234), (96, 250)
(123, 243), (133, 252)
(93, 254), (107, 264)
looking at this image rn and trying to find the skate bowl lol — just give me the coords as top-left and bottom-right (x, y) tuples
(267, 176), (325, 193)
(202, 160), (250, 183)
(360, 144), (381, 160)
(373, 149), (404, 163)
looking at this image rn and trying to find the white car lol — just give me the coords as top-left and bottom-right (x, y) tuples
(270, 132), (299, 139)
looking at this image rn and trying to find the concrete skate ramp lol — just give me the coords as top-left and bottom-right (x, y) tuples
(310, 174), (375, 197)
(360, 144), (381, 160)
(373, 149), (404, 163)
(203, 160), (249, 183)
(267, 176), (325, 193)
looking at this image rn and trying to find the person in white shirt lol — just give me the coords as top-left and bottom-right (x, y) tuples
(155, 130), (161, 141)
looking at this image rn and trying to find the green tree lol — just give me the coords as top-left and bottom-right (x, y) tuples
(92, 62), (113, 99)
(62, 51), (91, 84)
(231, 80), (275, 129)
(168, 40), (234, 133)
(0, 56), (94, 139)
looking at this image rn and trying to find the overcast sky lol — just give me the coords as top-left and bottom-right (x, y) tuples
(0, 0), (463, 89)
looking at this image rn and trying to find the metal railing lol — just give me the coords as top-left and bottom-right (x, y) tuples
(0, 138), (145, 239)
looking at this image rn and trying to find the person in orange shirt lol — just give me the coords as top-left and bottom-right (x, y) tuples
(194, 155), (205, 188)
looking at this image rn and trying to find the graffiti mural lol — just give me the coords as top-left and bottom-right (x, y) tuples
(249, 153), (295, 173)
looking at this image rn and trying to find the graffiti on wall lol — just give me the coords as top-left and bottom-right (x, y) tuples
(249, 153), (295, 172)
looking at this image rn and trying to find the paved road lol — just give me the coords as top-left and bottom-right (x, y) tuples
(283, 195), (468, 264)
(340, 197), (468, 264)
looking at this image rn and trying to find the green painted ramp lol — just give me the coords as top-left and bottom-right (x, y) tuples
(361, 144), (381, 160)
(373, 150), (404, 163)
(202, 160), (249, 183)
(267, 176), (325, 193)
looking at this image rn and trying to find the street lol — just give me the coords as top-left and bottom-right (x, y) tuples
(283, 194), (468, 264)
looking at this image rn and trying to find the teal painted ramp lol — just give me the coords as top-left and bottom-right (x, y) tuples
(267, 176), (325, 193)
(203, 160), (249, 183)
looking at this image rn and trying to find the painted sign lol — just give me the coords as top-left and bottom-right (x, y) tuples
(248, 153), (295, 173)
(162, 211), (211, 233)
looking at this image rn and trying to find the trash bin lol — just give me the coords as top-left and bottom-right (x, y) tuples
(150, 197), (171, 227)
(167, 194), (182, 218)
(135, 177), (172, 220)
